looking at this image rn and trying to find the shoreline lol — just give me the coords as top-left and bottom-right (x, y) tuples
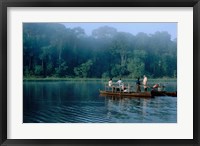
(23, 77), (177, 82)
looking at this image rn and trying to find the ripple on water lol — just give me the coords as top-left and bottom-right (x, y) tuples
(23, 81), (177, 123)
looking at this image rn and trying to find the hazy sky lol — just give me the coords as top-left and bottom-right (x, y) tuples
(62, 22), (177, 40)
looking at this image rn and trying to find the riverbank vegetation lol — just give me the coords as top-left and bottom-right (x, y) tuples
(23, 23), (177, 79)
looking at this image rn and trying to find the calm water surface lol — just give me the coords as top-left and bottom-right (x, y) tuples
(23, 80), (177, 123)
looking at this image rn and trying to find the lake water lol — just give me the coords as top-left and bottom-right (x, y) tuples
(23, 80), (177, 123)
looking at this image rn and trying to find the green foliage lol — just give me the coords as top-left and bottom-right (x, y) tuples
(46, 62), (54, 76)
(34, 65), (43, 76)
(74, 60), (93, 78)
(101, 72), (110, 78)
(111, 65), (120, 77)
(127, 58), (145, 78)
(55, 61), (68, 77)
(92, 26), (117, 39)
(23, 23), (177, 79)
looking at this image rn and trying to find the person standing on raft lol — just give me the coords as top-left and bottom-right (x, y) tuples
(143, 75), (148, 92)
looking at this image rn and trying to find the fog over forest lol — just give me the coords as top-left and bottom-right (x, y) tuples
(23, 23), (177, 79)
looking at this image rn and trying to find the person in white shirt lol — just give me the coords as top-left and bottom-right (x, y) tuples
(143, 75), (148, 91)
(117, 78), (122, 87)
(108, 78), (115, 92)
(108, 78), (113, 87)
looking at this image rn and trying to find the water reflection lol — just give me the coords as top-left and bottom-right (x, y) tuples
(23, 80), (177, 123)
(104, 96), (176, 123)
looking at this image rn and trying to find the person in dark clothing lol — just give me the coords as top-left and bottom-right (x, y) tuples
(136, 77), (141, 92)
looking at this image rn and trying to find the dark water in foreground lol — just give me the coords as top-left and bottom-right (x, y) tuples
(23, 80), (177, 123)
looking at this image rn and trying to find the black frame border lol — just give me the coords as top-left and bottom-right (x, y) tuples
(0, 0), (199, 146)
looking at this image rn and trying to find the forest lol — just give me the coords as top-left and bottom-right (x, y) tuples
(23, 23), (177, 79)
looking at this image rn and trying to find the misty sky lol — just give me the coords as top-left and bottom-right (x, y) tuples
(62, 22), (177, 40)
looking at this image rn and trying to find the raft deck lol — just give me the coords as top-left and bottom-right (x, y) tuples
(100, 83), (177, 98)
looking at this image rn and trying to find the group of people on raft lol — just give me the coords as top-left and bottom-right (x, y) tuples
(108, 75), (164, 93)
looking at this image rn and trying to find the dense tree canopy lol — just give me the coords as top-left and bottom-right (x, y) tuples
(23, 23), (177, 78)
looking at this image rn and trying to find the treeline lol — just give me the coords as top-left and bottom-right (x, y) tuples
(23, 23), (177, 78)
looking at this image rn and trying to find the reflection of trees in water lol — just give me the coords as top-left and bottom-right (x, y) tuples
(104, 96), (163, 122)
(141, 99), (147, 117)
(105, 97), (142, 116)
